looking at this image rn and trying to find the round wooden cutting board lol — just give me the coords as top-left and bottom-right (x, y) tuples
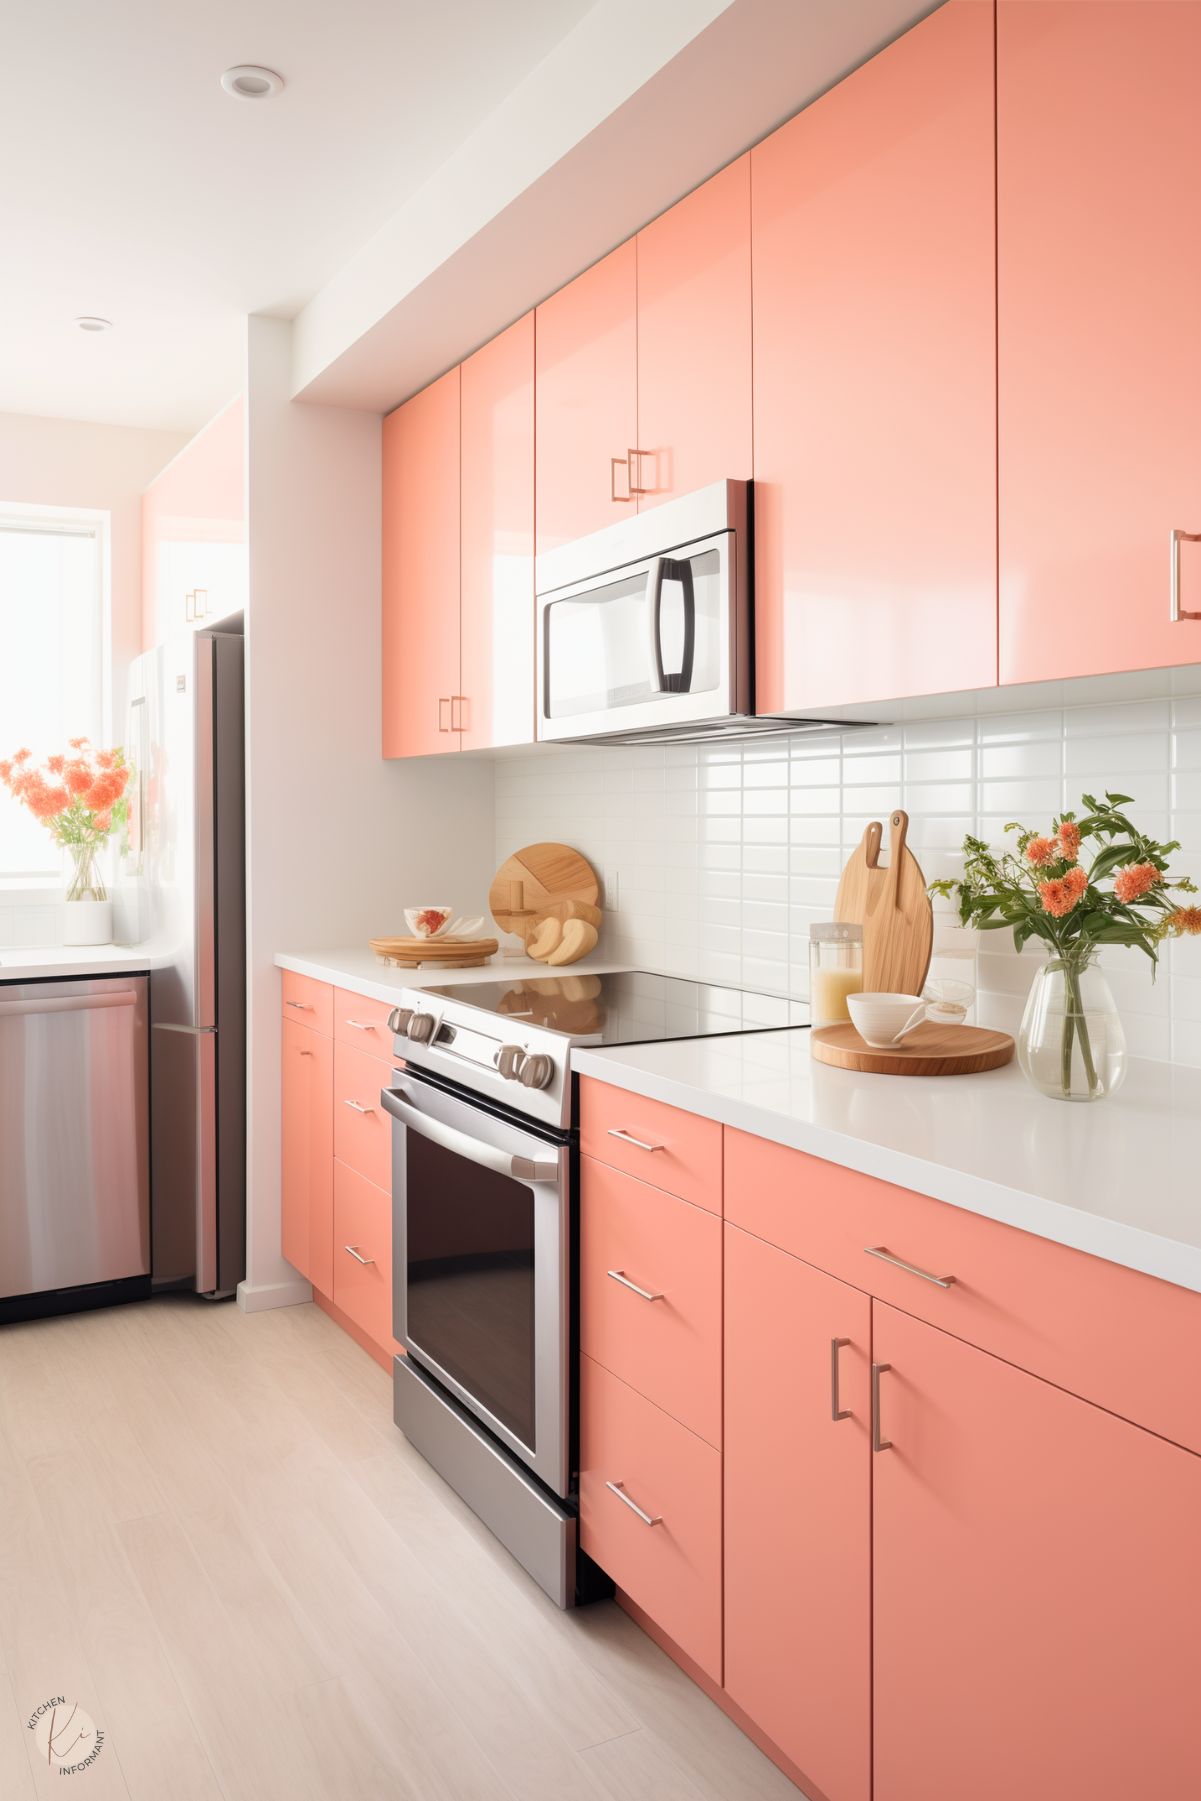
(489, 843), (600, 940)
(811, 1021), (1015, 1077)
(370, 935), (499, 969)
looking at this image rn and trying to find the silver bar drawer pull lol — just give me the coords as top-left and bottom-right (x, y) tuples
(872, 1362), (892, 1454)
(1170, 527), (1201, 623)
(607, 1269), (665, 1303)
(831, 1337), (851, 1422)
(345, 1019), (378, 1031)
(343, 1098), (375, 1114)
(865, 1246), (955, 1289)
(608, 1127), (665, 1153)
(285, 999), (313, 1010)
(344, 1245), (375, 1266)
(605, 1480), (661, 1526)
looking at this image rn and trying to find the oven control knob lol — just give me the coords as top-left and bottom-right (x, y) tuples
(518, 1053), (555, 1091)
(406, 1011), (437, 1044)
(497, 1044), (526, 1081)
(387, 1007), (414, 1037)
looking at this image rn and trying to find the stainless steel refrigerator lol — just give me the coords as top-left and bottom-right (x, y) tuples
(117, 628), (245, 1297)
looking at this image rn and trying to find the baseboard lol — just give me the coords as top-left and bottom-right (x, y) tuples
(235, 1275), (313, 1313)
(312, 1288), (399, 1372)
(616, 1593), (828, 1801)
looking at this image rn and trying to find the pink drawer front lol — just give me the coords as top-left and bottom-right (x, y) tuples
(332, 1160), (394, 1355)
(725, 1128), (1201, 1457)
(333, 988), (397, 1056)
(579, 1078), (722, 1214)
(281, 970), (332, 1035)
(333, 1041), (393, 1192)
(580, 1156), (721, 1448)
(579, 1354), (721, 1683)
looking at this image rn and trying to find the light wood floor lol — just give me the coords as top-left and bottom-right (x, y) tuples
(0, 1296), (799, 1801)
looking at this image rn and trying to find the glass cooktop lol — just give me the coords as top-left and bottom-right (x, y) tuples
(424, 970), (809, 1046)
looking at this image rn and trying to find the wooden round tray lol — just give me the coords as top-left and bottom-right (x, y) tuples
(370, 935), (498, 969)
(811, 1020), (1014, 1076)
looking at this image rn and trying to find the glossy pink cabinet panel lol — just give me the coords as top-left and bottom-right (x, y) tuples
(460, 313), (536, 749)
(331, 1160), (396, 1357)
(873, 1302), (1201, 1801)
(281, 1015), (332, 1296)
(580, 1156), (721, 1448)
(724, 1224), (871, 1801)
(382, 368), (461, 758)
(535, 241), (637, 555)
(579, 1077), (722, 1214)
(636, 156), (751, 512)
(997, 0), (1201, 681)
(332, 1041), (393, 1194)
(751, 0), (996, 712)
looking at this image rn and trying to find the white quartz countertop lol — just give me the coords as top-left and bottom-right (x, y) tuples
(572, 1032), (1201, 1296)
(274, 948), (1201, 1296)
(0, 943), (162, 981)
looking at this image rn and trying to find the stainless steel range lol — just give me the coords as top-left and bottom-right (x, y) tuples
(383, 970), (807, 1606)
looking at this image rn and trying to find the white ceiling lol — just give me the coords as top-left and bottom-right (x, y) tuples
(0, 0), (594, 432)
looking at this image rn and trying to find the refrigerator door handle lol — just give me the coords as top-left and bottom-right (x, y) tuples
(152, 1022), (217, 1034)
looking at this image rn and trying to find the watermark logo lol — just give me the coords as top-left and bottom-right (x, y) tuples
(27, 1698), (105, 1775)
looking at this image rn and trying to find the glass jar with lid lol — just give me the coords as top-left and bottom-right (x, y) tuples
(808, 922), (864, 1028)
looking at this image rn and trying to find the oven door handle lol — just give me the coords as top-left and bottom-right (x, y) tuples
(381, 1085), (560, 1184)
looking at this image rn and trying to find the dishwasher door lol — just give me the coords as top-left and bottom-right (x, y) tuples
(0, 976), (150, 1300)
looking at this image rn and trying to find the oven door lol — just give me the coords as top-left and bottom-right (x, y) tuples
(382, 1071), (570, 1498)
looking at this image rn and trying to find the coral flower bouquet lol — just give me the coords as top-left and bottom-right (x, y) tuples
(1, 741), (133, 928)
(931, 793), (1198, 1102)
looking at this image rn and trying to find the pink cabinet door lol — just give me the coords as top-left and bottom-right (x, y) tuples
(998, 1), (1201, 682)
(724, 1224), (871, 1801)
(281, 1018), (333, 1295)
(873, 1302), (1201, 1801)
(459, 313), (535, 749)
(635, 156), (751, 512)
(751, 1), (996, 712)
(382, 367), (461, 757)
(535, 241), (637, 555)
(332, 1160), (395, 1356)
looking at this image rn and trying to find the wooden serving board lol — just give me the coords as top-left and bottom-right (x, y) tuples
(370, 935), (499, 969)
(811, 1021), (1014, 1077)
(835, 809), (933, 995)
(489, 842), (600, 943)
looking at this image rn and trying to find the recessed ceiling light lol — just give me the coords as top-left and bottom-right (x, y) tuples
(220, 64), (284, 101)
(74, 316), (112, 333)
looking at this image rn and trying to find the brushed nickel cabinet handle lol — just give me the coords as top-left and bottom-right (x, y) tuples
(831, 1337), (851, 1421)
(450, 695), (468, 732)
(610, 456), (632, 503)
(872, 1362), (892, 1453)
(298, 1049), (314, 1058)
(185, 590), (196, 622)
(605, 1480), (661, 1526)
(344, 1244), (375, 1266)
(438, 697), (452, 732)
(194, 588), (208, 619)
(345, 1019), (378, 1032)
(627, 446), (653, 495)
(607, 1127), (664, 1153)
(343, 1098), (375, 1114)
(1171, 528), (1201, 623)
(606, 1268), (665, 1302)
(865, 1246), (954, 1289)
(285, 1000), (313, 1011)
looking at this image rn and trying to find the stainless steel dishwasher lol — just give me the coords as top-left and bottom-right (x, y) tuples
(0, 975), (150, 1317)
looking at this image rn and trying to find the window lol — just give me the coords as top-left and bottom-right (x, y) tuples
(0, 507), (106, 881)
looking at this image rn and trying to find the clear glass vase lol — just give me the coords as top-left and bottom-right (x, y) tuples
(66, 840), (108, 903)
(1017, 952), (1127, 1102)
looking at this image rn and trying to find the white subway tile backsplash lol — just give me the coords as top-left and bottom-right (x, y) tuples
(493, 697), (1201, 1063)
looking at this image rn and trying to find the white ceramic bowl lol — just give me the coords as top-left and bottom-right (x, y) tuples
(404, 905), (454, 940)
(846, 991), (927, 1049)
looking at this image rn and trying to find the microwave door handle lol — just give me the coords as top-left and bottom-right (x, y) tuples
(646, 556), (696, 695)
(381, 1085), (559, 1184)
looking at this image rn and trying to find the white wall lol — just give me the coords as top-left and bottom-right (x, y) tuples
(242, 316), (495, 1309)
(494, 684), (1201, 1068)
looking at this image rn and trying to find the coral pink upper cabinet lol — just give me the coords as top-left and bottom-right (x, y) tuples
(535, 242), (637, 555)
(281, 1016), (333, 1296)
(751, 1), (997, 713)
(459, 314), (535, 749)
(635, 157), (752, 511)
(998, 1), (1201, 682)
(724, 1222), (871, 1801)
(382, 368), (461, 758)
(873, 1303), (1201, 1801)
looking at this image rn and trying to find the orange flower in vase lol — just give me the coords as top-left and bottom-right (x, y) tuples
(1, 742), (134, 945)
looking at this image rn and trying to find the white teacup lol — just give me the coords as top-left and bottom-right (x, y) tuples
(847, 992), (927, 1049)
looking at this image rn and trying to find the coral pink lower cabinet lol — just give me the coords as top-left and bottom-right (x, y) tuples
(280, 1015), (333, 1296)
(873, 1303), (1201, 1801)
(578, 1077), (1201, 1799)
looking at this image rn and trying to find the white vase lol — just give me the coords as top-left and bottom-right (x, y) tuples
(63, 897), (113, 946)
